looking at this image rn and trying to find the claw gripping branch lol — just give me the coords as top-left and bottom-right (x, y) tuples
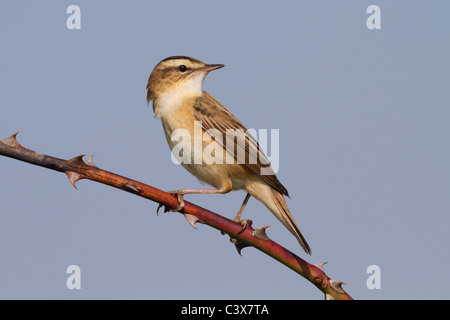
(0, 132), (352, 300)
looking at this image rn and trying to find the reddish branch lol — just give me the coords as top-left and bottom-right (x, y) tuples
(0, 132), (352, 300)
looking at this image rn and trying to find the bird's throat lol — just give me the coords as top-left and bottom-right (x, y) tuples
(154, 75), (205, 119)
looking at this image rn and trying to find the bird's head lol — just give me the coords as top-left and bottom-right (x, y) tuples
(146, 56), (224, 103)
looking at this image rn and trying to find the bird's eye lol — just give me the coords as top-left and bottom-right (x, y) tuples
(178, 65), (187, 72)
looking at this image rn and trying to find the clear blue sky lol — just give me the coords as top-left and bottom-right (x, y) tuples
(0, 1), (449, 299)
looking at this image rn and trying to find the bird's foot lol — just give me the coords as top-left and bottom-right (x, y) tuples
(156, 191), (186, 214)
(227, 218), (252, 255)
(233, 218), (252, 234)
(167, 191), (185, 212)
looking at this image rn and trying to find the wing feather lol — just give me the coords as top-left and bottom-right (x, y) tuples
(193, 92), (289, 196)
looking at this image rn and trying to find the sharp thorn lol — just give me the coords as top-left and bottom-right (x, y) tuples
(252, 225), (270, 240)
(230, 237), (251, 256)
(66, 155), (87, 168)
(156, 203), (162, 215)
(329, 280), (348, 294)
(86, 155), (97, 167)
(2, 132), (24, 149)
(65, 171), (83, 189)
(122, 181), (141, 193)
(156, 203), (170, 215)
(183, 213), (202, 229)
(314, 262), (328, 271)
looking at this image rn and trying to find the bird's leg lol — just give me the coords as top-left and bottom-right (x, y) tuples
(167, 188), (230, 212)
(233, 193), (252, 234)
(227, 193), (253, 255)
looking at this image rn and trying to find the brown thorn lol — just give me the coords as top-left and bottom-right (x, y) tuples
(230, 237), (251, 256)
(2, 132), (24, 149)
(156, 203), (170, 215)
(65, 171), (83, 189)
(66, 155), (87, 168)
(314, 262), (328, 272)
(183, 213), (202, 229)
(122, 181), (141, 193)
(252, 225), (270, 240)
(156, 203), (163, 215)
(86, 155), (97, 167)
(329, 280), (348, 294)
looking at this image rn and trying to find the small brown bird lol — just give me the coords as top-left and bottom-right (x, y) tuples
(146, 56), (311, 254)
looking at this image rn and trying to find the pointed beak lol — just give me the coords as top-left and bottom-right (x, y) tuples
(197, 64), (225, 73)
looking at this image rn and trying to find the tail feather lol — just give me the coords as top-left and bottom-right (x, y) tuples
(271, 189), (311, 254)
(246, 182), (311, 254)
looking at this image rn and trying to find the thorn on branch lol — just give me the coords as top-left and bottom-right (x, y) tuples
(65, 171), (83, 189)
(329, 279), (347, 294)
(1, 132), (24, 149)
(314, 262), (328, 271)
(183, 213), (203, 229)
(230, 238), (251, 256)
(156, 203), (169, 215)
(86, 155), (97, 167)
(252, 226), (270, 240)
(324, 279), (348, 300)
(66, 155), (88, 168)
(122, 181), (141, 193)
